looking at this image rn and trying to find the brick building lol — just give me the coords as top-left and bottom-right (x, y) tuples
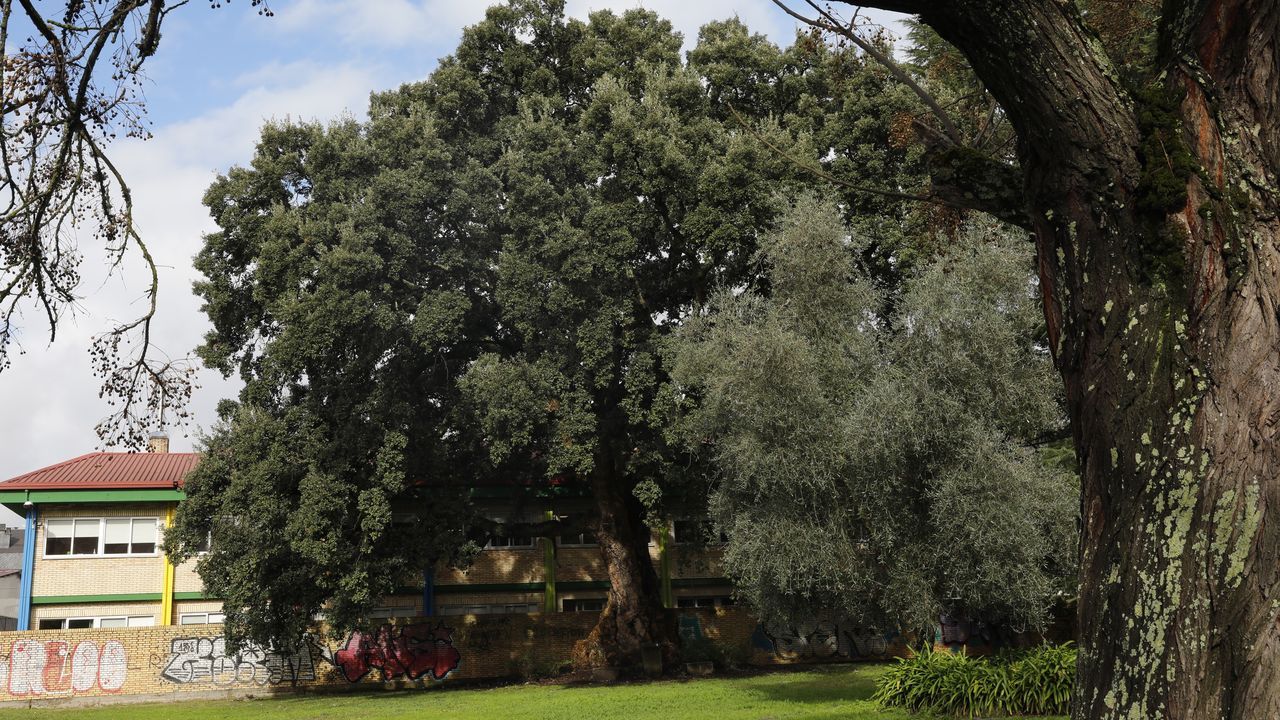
(0, 438), (733, 631)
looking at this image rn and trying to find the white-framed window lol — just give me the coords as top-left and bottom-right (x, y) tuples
(483, 534), (536, 550)
(44, 517), (159, 557)
(437, 603), (539, 616)
(368, 606), (416, 620)
(39, 615), (154, 630)
(437, 604), (491, 616)
(562, 597), (606, 612)
(676, 596), (734, 609)
(557, 530), (597, 547)
(178, 612), (225, 625)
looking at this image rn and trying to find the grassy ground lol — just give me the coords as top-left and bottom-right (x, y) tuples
(0, 664), (1067, 720)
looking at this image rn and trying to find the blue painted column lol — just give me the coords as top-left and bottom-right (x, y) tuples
(422, 567), (436, 617)
(17, 504), (36, 631)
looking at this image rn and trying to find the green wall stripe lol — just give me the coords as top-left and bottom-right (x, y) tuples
(434, 582), (545, 595)
(34, 591), (216, 605)
(33, 593), (162, 605)
(556, 581), (611, 591)
(0, 489), (185, 506)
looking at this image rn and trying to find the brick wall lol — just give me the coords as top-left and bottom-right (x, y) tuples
(32, 504), (171, 599)
(437, 544), (546, 586)
(0, 607), (907, 706)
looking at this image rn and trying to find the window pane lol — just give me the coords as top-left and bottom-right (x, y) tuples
(126, 616), (154, 627)
(66, 618), (93, 629)
(564, 598), (605, 612)
(45, 519), (73, 555)
(559, 531), (596, 546)
(98, 617), (127, 629)
(103, 518), (130, 554)
(72, 519), (99, 555)
(130, 519), (157, 554)
(178, 614), (206, 625)
(208, 613), (225, 624)
(38, 619), (64, 630)
(673, 520), (700, 544)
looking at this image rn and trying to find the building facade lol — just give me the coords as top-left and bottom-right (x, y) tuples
(0, 442), (733, 631)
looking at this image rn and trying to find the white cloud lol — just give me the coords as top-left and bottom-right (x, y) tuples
(274, 0), (489, 47)
(0, 61), (379, 484)
(567, 0), (790, 46)
(268, 0), (905, 53)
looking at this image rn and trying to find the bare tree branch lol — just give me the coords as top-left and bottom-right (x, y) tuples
(0, 1), (266, 447)
(772, 0), (963, 146)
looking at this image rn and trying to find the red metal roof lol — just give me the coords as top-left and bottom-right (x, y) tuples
(0, 452), (201, 491)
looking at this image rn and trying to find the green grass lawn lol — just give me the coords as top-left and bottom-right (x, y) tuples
(0, 664), (1067, 720)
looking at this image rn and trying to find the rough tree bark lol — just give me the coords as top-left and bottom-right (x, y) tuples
(824, 1), (1279, 717)
(572, 440), (678, 672)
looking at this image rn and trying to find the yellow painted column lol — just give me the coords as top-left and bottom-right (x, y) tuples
(161, 505), (176, 625)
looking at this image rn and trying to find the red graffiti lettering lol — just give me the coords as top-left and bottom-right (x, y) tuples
(328, 623), (460, 683)
(41, 641), (70, 693)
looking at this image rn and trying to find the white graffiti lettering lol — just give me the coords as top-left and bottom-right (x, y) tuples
(0, 639), (127, 697)
(160, 637), (315, 686)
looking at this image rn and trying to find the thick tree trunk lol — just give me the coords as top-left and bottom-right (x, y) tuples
(832, 0), (1280, 716)
(1066, 4), (1280, 717)
(572, 449), (678, 672)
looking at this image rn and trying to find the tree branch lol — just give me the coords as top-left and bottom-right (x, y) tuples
(790, 0), (964, 146)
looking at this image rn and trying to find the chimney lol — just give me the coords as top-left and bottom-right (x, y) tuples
(147, 432), (170, 454)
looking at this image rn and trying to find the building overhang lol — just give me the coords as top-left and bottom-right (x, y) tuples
(0, 488), (185, 514)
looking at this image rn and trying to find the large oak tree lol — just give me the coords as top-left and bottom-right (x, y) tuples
(175, 1), (879, 670)
(784, 1), (1280, 717)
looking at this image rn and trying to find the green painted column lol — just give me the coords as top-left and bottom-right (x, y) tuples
(543, 511), (557, 612)
(659, 523), (673, 608)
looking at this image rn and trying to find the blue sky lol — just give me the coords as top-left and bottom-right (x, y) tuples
(0, 0), (905, 489)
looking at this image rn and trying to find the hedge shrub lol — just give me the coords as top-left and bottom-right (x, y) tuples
(873, 642), (1075, 717)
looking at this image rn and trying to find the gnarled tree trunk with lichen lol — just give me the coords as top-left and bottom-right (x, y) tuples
(820, 1), (1279, 717)
(571, 445), (676, 671)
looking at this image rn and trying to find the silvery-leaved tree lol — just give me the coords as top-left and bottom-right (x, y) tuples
(0, 0), (269, 448)
(780, 1), (1280, 717)
(670, 195), (1076, 640)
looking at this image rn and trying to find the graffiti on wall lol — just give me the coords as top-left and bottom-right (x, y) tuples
(751, 621), (896, 660)
(159, 637), (316, 686)
(320, 623), (460, 683)
(0, 639), (127, 696)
